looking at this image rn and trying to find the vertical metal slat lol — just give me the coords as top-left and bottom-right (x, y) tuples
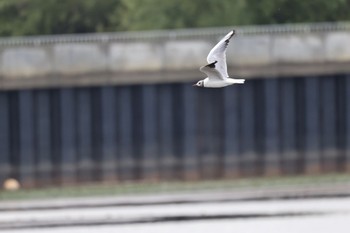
(18, 90), (35, 187)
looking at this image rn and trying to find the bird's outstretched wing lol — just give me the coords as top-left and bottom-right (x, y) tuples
(207, 30), (235, 78)
(199, 61), (224, 81)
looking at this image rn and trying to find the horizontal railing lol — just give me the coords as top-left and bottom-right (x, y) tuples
(0, 22), (350, 46)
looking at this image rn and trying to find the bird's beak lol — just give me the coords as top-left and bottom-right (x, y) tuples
(192, 84), (197, 87)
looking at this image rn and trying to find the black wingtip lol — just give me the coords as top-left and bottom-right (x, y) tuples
(206, 61), (217, 68)
(232, 30), (236, 38)
(224, 30), (235, 44)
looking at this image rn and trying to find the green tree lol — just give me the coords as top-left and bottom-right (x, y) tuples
(0, 0), (121, 36)
(246, 0), (350, 24)
(116, 0), (350, 30)
(117, 0), (249, 30)
(0, 0), (350, 36)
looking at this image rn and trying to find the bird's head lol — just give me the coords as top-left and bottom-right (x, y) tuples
(193, 80), (204, 87)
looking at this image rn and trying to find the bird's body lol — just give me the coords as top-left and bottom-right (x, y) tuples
(194, 30), (245, 88)
(202, 76), (245, 88)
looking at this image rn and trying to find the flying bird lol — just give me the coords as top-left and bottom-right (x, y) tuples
(193, 30), (245, 88)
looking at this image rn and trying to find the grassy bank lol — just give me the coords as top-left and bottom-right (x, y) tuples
(1, 173), (349, 201)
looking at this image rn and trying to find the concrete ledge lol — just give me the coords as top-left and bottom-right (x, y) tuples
(1, 182), (349, 212)
(0, 22), (350, 89)
(1, 62), (350, 90)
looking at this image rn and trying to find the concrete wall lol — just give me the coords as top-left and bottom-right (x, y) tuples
(1, 22), (350, 89)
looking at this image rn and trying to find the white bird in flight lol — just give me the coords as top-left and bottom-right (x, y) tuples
(193, 30), (245, 88)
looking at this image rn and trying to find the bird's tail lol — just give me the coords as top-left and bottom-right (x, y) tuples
(233, 79), (245, 84)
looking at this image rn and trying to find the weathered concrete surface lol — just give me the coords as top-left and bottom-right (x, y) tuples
(272, 34), (324, 63)
(53, 44), (107, 75)
(110, 43), (163, 71)
(1, 48), (51, 77)
(229, 35), (272, 66)
(1, 23), (350, 89)
(325, 32), (350, 61)
(1, 196), (350, 232)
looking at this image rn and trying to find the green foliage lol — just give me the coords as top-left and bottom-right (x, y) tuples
(0, 0), (121, 36)
(117, 0), (250, 30)
(0, 0), (350, 36)
(245, 0), (350, 24)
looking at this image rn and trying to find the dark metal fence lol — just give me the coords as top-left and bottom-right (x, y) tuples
(1, 74), (350, 187)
